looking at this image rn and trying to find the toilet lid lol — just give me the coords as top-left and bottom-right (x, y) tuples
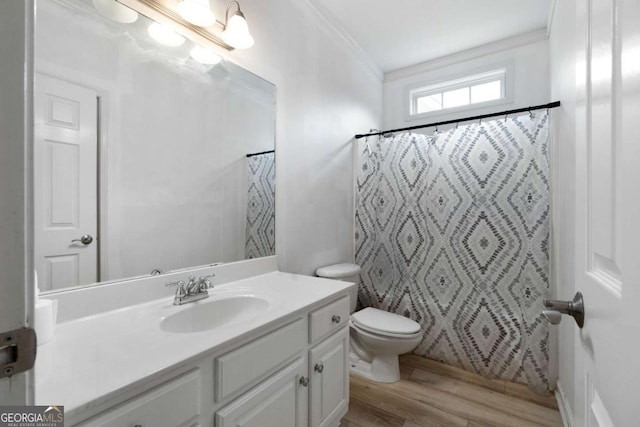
(315, 263), (361, 279)
(351, 307), (421, 335)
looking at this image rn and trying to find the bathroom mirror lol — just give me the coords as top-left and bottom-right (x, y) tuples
(34, 0), (276, 292)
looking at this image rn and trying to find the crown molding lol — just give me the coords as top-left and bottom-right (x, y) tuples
(547, 0), (558, 37)
(301, 0), (383, 82)
(385, 27), (549, 83)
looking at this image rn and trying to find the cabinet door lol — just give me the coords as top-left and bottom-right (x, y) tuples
(309, 328), (349, 427)
(215, 357), (308, 427)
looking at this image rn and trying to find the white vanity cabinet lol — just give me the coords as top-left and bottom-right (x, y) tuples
(215, 296), (350, 427)
(71, 293), (351, 427)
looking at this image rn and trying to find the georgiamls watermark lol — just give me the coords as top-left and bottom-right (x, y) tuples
(0, 406), (64, 427)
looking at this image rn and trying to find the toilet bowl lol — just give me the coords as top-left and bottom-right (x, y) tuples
(315, 263), (422, 383)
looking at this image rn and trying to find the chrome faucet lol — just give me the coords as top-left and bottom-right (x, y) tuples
(165, 273), (216, 305)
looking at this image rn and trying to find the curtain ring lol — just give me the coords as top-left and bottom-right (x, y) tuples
(505, 113), (508, 122)
(529, 107), (534, 119)
(455, 122), (459, 130)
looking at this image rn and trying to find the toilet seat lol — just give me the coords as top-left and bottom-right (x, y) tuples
(351, 307), (421, 338)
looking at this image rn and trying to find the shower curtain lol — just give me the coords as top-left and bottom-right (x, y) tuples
(245, 152), (275, 259)
(355, 112), (550, 391)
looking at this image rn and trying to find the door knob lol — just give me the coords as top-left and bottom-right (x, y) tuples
(543, 291), (584, 328)
(71, 234), (93, 245)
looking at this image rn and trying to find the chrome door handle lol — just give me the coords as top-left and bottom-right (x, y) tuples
(314, 362), (324, 373)
(543, 291), (584, 328)
(331, 315), (341, 324)
(71, 234), (93, 245)
(299, 376), (309, 387)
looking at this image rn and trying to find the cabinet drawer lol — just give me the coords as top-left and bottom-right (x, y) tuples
(215, 318), (306, 402)
(309, 296), (349, 343)
(77, 370), (199, 427)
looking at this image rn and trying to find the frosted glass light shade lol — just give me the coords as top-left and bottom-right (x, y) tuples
(92, 0), (138, 23)
(147, 23), (186, 47)
(176, 0), (216, 27)
(222, 12), (254, 49)
(190, 46), (222, 65)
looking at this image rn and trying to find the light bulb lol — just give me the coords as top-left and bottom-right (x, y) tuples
(190, 45), (222, 65)
(222, 12), (254, 49)
(92, 0), (138, 23)
(176, 0), (216, 27)
(147, 22), (186, 47)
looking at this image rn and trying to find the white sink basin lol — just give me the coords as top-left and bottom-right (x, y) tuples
(160, 295), (269, 333)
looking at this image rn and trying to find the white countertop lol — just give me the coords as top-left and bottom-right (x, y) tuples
(35, 271), (353, 419)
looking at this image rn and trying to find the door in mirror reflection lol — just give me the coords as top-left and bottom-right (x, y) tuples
(34, 73), (98, 291)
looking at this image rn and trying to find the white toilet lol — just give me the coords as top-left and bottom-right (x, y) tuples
(316, 263), (422, 383)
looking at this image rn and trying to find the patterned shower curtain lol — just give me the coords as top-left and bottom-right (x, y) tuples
(355, 112), (550, 391)
(245, 152), (275, 259)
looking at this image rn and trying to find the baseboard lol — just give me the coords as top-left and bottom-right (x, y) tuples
(555, 381), (576, 427)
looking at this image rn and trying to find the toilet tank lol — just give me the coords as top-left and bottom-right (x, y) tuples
(315, 263), (361, 313)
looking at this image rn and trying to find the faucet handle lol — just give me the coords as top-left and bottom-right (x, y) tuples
(198, 273), (216, 290)
(165, 280), (187, 297)
(165, 280), (184, 287)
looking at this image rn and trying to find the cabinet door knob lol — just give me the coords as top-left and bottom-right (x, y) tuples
(331, 315), (341, 323)
(314, 362), (324, 373)
(299, 376), (309, 387)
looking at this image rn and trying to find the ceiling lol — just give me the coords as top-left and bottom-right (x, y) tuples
(311, 0), (552, 73)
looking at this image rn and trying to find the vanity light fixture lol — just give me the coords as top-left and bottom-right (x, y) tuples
(221, 1), (254, 49)
(176, 0), (216, 28)
(92, 0), (139, 23)
(190, 45), (222, 65)
(148, 22), (186, 46)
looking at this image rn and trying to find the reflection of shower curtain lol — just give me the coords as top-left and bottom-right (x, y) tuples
(245, 152), (275, 259)
(355, 112), (550, 391)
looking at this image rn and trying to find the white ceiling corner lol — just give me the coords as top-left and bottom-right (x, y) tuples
(309, 0), (553, 73)
(302, 0), (383, 81)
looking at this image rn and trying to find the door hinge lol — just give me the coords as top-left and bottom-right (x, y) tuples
(0, 328), (37, 379)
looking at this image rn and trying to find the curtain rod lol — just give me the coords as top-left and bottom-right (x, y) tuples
(354, 101), (561, 139)
(246, 149), (275, 158)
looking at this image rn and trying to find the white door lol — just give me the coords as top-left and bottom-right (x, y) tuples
(34, 74), (98, 291)
(574, 0), (640, 425)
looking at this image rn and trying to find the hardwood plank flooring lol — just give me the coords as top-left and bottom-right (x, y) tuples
(343, 355), (562, 427)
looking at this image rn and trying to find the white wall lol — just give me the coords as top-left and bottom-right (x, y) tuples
(213, 0), (383, 275)
(383, 32), (549, 129)
(549, 0), (578, 424)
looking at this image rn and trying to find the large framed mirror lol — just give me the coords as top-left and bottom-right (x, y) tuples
(34, 0), (276, 293)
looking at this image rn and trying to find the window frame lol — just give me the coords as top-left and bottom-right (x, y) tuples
(405, 62), (514, 121)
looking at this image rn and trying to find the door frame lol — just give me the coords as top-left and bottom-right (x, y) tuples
(0, 0), (35, 404)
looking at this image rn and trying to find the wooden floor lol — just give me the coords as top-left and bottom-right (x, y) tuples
(342, 354), (563, 427)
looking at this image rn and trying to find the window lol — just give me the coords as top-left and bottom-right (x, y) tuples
(409, 68), (507, 117)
